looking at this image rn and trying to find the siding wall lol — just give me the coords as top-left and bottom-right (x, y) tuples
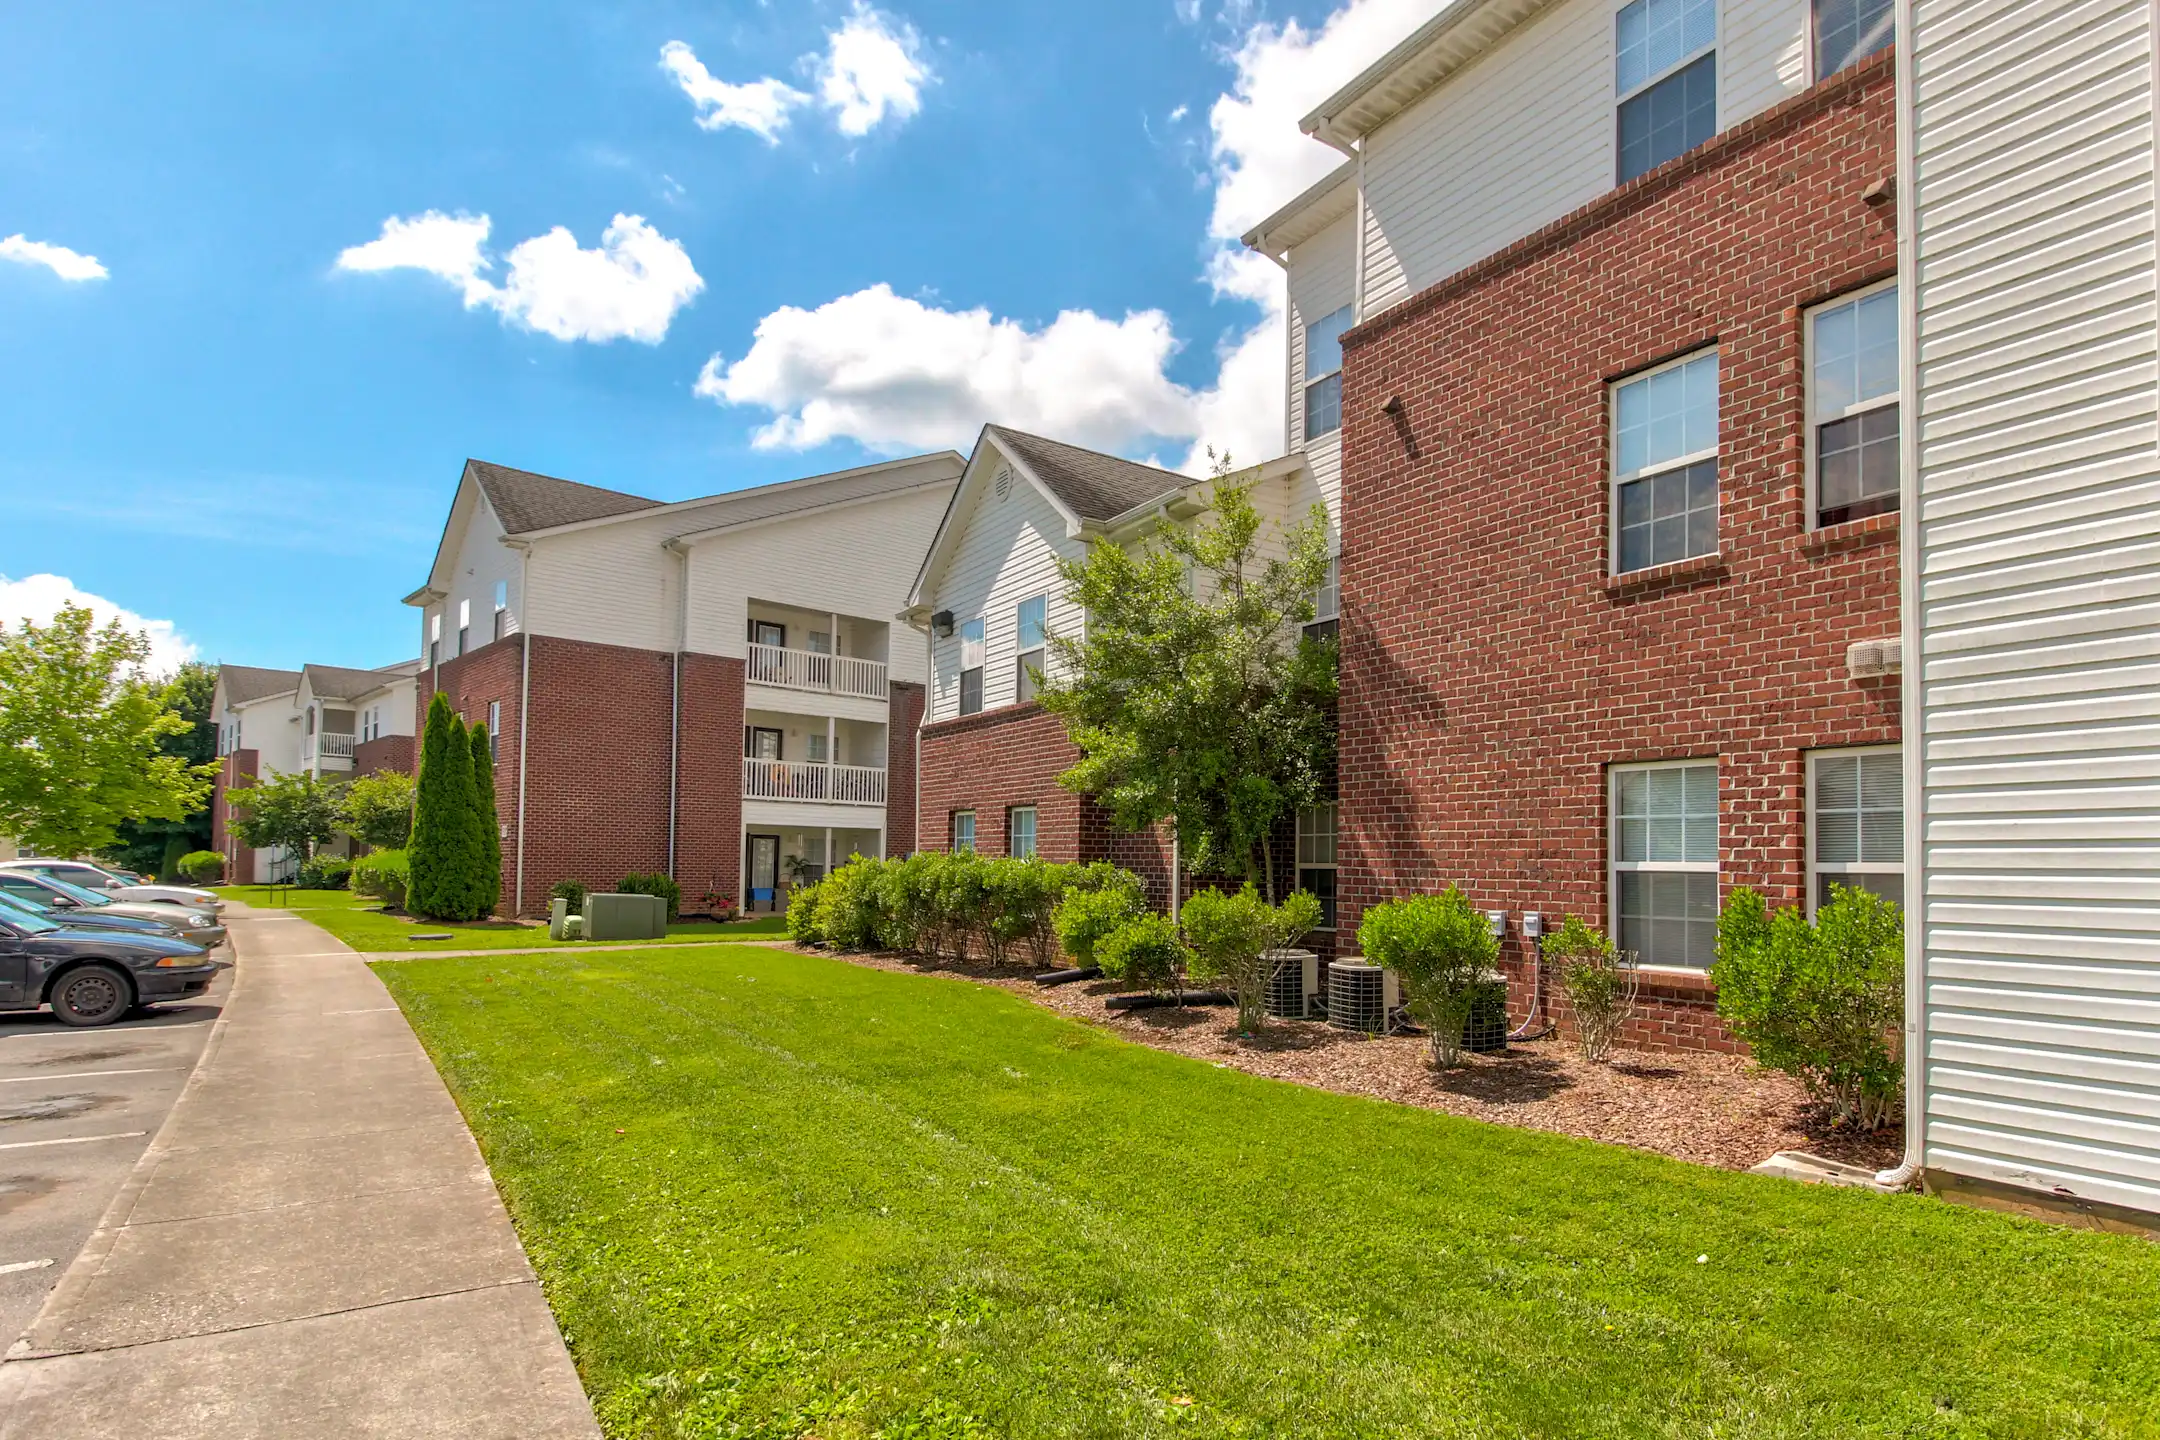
(1908, 0), (2160, 1216)
(925, 461), (1087, 723)
(1356, 0), (1810, 316)
(426, 492), (524, 661)
(1288, 215), (1357, 497)
(524, 509), (681, 654)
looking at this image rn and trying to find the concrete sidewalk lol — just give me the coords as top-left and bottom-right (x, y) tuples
(0, 904), (600, 1439)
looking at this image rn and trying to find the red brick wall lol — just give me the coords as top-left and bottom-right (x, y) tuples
(1334, 56), (1900, 1052)
(885, 681), (925, 858)
(675, 653), (746, 915)
(354, 735), (415, 777)
(212, 750), (257, 884)
(422, 637), (526, 913)
(919, 703), (1176, 903)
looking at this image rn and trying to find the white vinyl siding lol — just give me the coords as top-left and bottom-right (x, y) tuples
(925, 452), (1087, 723)
(1287, 214), (1354, 527)
(1909, 0), (2160, 1216)
(437, 492), (522, 655)
(1354, 0), (1809, 317)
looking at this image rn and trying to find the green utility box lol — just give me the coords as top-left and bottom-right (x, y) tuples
(583, 892), (667, 941)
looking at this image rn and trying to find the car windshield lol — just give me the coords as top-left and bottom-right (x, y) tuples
(37, 876), (116, 908)
(0, 897), (62, 935)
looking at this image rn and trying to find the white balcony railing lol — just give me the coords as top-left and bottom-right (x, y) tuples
(742, 759), (887, 806)
(306, 733), (357, 769)
(746, 642), (887, 701)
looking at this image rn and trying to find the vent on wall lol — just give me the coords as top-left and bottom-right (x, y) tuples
(994, 466), (1014, 501)
(1846, 637), (1902, 679)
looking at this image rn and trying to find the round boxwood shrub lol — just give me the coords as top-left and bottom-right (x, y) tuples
(178, 850), (225, 885)
(296, 855), (353, 891)
(1095, 912), (1191, 997)
(549, 878), (588, 915)
(618, 872), (682, 923)
(351, 850), (410, 911)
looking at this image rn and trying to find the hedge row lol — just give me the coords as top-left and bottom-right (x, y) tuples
(786, 852), (1143, 967)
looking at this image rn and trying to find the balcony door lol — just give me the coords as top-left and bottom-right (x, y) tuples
(747, 727), (782, 761)
(746, 834), (780, 909)
(751, 620), (785, 648)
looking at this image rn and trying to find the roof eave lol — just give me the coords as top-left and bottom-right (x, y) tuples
(1298, 0), (1556, 149)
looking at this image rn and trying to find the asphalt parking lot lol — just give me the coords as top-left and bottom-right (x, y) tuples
(0, 964), (229, 1346)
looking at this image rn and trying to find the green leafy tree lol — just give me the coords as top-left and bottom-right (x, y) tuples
(105, 660), (219, 878)
(1039, 468), (1335, 898)
(0, 605), (214, 858)
(1712, 885), (1904, 1129)
(341, 770), (417, 850)
(409, 694), (486, 920)
(1358, 888), (1499, 1067)
(469, 725), (501, 917)
(1182, 883), (1324, 1033)
(227, 769), (348, 868)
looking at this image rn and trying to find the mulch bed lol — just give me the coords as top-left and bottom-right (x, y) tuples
(801, 945), (1902, 1174)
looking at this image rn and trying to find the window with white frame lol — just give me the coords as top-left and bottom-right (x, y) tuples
(1809, 283), (1900, 528)
(1008, 806), (1038, 859)
(1303, 306), (1351, 441)
(429, 612), (442, 669)
(1611, 761), (1719, 969)
(1813, 0), (1893, 79)
(958, 617), (986, 715)
(1297, 803), (1338, 929)
(487, 700), (501, 762)
(1809, 748), (1903, 913)
(1616, 0), (1718, 183)
(952, 810), (976, 852)
(806, 731), (828, 764)
(457, 598), (471, 657)
(1305, 556), (1340, 642)
(1015, 595), (1047, 703)
(493, 580), (509, 640)
(1612, 350), (1719, 573)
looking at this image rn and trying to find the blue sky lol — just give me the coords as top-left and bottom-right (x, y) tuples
(0, 0), (1434, 671)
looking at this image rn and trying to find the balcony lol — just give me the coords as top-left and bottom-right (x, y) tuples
(742, 759), (887, 807)
(747, 643), (887, 701)
(306, 733), (356, 771)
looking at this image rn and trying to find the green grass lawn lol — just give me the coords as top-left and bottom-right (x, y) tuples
(374, 943), (2160, 1440)
(219, 886), (786, 951)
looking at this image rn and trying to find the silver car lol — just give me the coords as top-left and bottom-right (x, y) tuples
(0, 859), (225, 913)
(0, 871), (229, 947)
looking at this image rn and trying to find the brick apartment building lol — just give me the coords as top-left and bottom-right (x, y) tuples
(407, 453), (959, 917)
(1237, 0), (1903, 1049)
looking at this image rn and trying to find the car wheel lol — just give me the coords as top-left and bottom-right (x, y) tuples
(51, 965), (133, 1027)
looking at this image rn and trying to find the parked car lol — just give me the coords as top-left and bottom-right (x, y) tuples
(0, 888), (198, 945)
(0, 860), (223, 913)
(0, 871), (229, 947)
(0, 906), (219, 1026)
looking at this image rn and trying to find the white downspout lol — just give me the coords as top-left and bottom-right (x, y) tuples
(513, 545), (532, 917)
(1878, 0), (1926, 1190)
(668, 543), (688, 880)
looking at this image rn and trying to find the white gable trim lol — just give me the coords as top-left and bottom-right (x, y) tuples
(907, 428), (1086, 610)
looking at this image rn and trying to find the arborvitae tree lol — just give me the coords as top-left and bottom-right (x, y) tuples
(406, 693), (458, 918)
(469, 722), (501, 918)
(434, 710), (486, 921)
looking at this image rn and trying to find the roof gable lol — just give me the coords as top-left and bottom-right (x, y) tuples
(984, 426), (1187, 525)
(467, 459), (658, 535)
(217, 665), (301, 707)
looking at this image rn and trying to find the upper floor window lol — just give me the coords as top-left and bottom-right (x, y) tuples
(493, 580), (510, 640)
(429, 612), (442, 669)
(1611, 350), (1719, 573)
(1302, 305), (1351, 441)
(958, 617), (986, 715)
(1809, 283), (1900, 528)
(1306, 556), (1340, 642)
(1814, 0), (1893, 79)
(487, 700), (501, 762)
(1611, 760), (1718, 969)
(1616, 0), (1717, 183)
(1809, 748), (1903, 914)
(457, 599), (472, 657)
(1015, 595), (1047, 704)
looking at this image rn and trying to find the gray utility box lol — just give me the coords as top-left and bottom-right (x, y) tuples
(548, 898), (570, 940)
(584, 893), (667, 941)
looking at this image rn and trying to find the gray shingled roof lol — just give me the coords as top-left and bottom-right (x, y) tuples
(219, 665), (301, 705)
(302, 663), (403, 701)
(467, 458), (658, 535)
(986, 426), (1188, 523)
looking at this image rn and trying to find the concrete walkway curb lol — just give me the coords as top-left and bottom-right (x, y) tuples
(0, 903), (601, 1439)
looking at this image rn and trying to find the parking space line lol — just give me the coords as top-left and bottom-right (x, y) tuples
(0, 1131), (149, 1151)
(0, 1259), (54, 1275)
(0, 1068), (182, 1083)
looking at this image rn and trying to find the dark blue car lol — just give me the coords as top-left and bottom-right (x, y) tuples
(0, 906), (219, 1026)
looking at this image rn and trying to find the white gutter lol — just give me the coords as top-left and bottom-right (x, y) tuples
(1879, 0), (1925, 1190)
(512, 543), (532, 918)
(666, 541), (688, 879)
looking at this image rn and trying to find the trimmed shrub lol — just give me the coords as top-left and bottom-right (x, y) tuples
(874, 852), (942, 954)
(1182, 885), (1324, 1033)
(178, 850), (225, 885)
(785, 879), (825, 945)
(984, 858), (1067, 967)
(1358, 888), (1499, 1067)
(1053, 883), (1144, 968)
(1547, 915), (1637, 1062)
(549, 878), (588, 915)
(812, 858), (884, 950)
(296, 855), (352, 891)
(351, 849), (410, 910)
(1713, 885), (1904, 1130)
(1095, 912), (1191, 996)
(617, 872), (682, 923)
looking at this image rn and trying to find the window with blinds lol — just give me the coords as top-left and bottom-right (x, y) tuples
(1809, 748), (1903, 913)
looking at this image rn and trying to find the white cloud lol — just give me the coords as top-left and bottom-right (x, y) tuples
(0, 234), (108, 282)
(697, 284), (1197, 455)
(816, 5), (932, 137)
(659, 40), (810, 143)
(336, 211), (702, 344)
(0, 573), (195, 674)
(661, 6), (932, 144)
(1206, 0), (1432, 240)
